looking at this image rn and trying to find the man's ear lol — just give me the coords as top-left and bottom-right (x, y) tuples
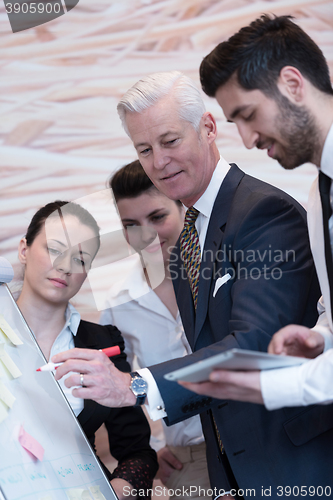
(18, 238), (28, 265)
(277, 66), (306, 103)
(201, 111), (217, 143)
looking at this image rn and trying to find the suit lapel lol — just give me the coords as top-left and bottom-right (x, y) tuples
(194, 164), (245, 342)
(172, 244), (196, 348)
(308, 176), (333, 329)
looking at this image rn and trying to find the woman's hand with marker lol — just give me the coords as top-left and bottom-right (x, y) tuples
(51, 347), (137, 408)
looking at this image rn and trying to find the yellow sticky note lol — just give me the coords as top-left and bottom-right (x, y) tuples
(89, 486), (107, 500)
(0, 315), (23, 346)
(0, 399), (9, 424)
(66, 489), (92, 500)
(82, 492), (93, 500)
(0, 344), (22, 378)
(0, 381), (15, 408)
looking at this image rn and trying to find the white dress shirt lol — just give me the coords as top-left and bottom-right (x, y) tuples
(49, 303), (84, 416)
(122, 156), (230, 420)
(261, 123), (333, 410)
(100, 262), (205, 449)
(194, 156), (231, 255)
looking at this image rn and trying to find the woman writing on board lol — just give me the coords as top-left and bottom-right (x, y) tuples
(16, 200), (158, 499)
(100, 160), (211, 500)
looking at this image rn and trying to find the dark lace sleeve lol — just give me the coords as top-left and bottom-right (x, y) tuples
(76, 322), (158, 496)
(104, 405), (158, 498)
(110, 457), (156, 498)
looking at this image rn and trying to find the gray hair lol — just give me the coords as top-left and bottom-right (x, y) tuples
(117, 71), (206, 135)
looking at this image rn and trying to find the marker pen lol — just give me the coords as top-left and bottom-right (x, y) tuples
(36, 345), (121, 372)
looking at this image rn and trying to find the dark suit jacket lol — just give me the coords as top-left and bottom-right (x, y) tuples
(149, 164), (333, 492)
(74, 320), (158, 485)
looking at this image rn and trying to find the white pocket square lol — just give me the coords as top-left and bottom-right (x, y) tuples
(213, 273), (231, 298)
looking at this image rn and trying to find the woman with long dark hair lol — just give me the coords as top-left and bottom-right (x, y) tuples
(16, 200), (158, 499)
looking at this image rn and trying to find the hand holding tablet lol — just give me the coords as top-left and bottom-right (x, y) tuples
(164, 348), (308, 383)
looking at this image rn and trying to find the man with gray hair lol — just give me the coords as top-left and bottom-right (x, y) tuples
(54, 71), (327, 497)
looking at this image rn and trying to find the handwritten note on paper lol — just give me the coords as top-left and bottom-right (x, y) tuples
(0, 343), (22, 378)
(0, 315), (23, 345)
(18, 425), (45, 461)
(0, 380), (15, 408)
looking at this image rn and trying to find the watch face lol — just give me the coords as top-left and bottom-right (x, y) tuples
(131, 377), (148, 396)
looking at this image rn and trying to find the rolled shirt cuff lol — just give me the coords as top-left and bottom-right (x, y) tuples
(137, 367), (167, 420)
(260, 364), (305, 410)
(260, 349), (333, 410)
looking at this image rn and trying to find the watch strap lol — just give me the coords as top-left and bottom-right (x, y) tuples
(130, 371), (147, 407)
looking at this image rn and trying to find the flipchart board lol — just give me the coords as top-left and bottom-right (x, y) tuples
(0, 280), (118, 500)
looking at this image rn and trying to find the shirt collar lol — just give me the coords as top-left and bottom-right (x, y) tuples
(65, 303), (81, 336)
(321, 122), (333, 178)
(193, 156), (230, 219)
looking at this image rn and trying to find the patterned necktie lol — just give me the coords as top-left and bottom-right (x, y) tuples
(181, 208), (226, 458)
(180, 207), (201, 309)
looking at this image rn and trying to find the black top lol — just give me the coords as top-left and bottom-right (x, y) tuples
(74, 319), (158, 493)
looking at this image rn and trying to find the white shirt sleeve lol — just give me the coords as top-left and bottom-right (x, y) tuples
(261, 348), (333, 410)
(137, 368), (168, 421)
(311, 296), (333, 351)
(102, 309), (167, 420)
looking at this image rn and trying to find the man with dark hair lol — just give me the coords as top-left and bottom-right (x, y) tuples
(200, 14), (333, 99)
(182, 15), (333, 409)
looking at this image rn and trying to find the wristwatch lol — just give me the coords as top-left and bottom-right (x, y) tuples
(129, 371), (148, 406)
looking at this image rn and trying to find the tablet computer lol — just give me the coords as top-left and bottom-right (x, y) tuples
(164, 348), (308, 383)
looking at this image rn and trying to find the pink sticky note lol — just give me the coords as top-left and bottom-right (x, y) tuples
(18, 425), (44, 461)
